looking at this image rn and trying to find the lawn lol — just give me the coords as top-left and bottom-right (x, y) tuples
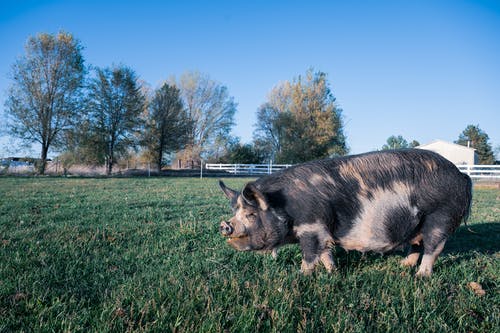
(0, 177), (498, 332)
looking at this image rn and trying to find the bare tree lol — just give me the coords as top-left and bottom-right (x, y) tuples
(254, 102), (288, 160)
(5, 32), (86, 174)
(172, 71), (236, 160)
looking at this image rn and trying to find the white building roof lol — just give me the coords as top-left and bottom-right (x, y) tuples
(416, 139), (477, 165)
(416, 139), (476, 152)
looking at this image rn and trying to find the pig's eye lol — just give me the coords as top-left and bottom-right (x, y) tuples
(246, 213), (257, 220)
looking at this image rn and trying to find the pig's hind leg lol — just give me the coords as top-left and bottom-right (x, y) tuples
(415, 211), (455, 277)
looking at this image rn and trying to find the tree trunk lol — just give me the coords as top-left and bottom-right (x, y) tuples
(107, 155), (113, 175)
(157, 138), (164, 173)
(157, 151), (163, 173)
(39, 144), (49, 175)
(107, 140), (114, 176)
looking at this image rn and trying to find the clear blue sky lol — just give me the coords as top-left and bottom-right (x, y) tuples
(1, 0), (499, 158)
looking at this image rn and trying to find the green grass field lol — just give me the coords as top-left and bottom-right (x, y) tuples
(0, 177), (498, 332)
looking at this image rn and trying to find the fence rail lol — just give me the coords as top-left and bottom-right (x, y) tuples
(2, 159), (498, 179)
(205, 163), (292, 175)
(206, 163), (500, 179)
(456, 165), (500, 179)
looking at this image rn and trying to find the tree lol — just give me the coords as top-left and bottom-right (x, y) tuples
(5, 32), (86, 174)
(226, 143), (261, 164)
(409, 140), (420, 148)
(381, 135), (409, 150)
(456, 125), (494, 164)
(143, 83), (191, 172)
(253, 103), (288, 161)
(172, 71), (236, 161)
(59, 118), (104, 167)
(87, 65), (146, 175)
(381, 136), (420, 150)
(210, 138), (262, 164)
(254, 69), (347, 163)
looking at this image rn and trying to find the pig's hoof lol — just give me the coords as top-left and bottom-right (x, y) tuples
(415, 268), (432, 278)
(400, 257), (418, 267)
(320, 250), (336, 273)
(300, 260), (316, 275)
(324, 265), (337, 274)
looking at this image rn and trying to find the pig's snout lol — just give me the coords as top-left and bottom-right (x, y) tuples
(220, 221), (233, 236)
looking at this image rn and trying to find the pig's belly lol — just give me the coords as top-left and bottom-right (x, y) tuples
(335, 216), (403, 254)
(337, 235), (397, 253)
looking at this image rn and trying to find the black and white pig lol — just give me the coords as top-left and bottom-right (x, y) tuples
(218, 149), (472, 277)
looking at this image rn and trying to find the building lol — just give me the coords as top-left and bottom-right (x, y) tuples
(416, 140), (478, 165)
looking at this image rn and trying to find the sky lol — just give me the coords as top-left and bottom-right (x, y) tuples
(0, 0), (499, 158)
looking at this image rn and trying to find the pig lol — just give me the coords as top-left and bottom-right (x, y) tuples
(218, 149), (472, 277)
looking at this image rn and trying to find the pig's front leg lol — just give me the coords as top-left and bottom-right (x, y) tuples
(298, 232), (335, 275)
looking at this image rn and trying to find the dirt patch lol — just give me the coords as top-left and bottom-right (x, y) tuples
(473, 181), (500, 190)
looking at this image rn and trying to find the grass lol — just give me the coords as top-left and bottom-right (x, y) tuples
(0, 177), (498, 332)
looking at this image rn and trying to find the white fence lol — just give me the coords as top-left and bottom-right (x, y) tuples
(456, 165), (500, 180)
(206, 163), (500, 179)
(205, 163), (292, 175)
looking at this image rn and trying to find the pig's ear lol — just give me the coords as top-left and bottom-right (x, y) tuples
(242, 182), (269, 211)
(219, 181), (238, 200)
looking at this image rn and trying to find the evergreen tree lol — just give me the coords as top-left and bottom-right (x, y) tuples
(143, 83), (191, 171)
(456, 125), (494, 164)
(381, 135), (409, 150)
(87, 65), (146, 174)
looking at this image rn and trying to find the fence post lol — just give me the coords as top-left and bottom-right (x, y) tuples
(200, 160), (203, 179)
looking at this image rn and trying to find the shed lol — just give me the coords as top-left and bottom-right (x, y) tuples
(416, 140), (478, 165)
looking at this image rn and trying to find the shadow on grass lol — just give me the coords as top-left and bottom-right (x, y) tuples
(329, 222), (500, 270)
(444, 222), (500, 254)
